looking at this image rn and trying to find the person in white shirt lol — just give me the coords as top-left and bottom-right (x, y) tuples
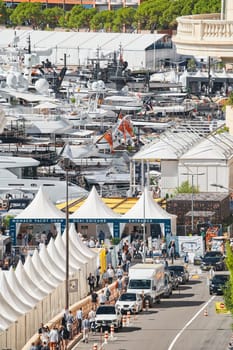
(82, 316), (90, 343)
(88, 307), (96, 333)
(76, 308), (83, 334)
(99, 290), (107, 305)
(49, 325), (59, 350)
(107, 265), (115, 284)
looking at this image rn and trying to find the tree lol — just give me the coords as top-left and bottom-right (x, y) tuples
(193, 0), (221, 14)
(113, 7), (136, 32)
(0, 0), (9, 25)
(175, 180), (199, 194)
(63, 5), (85, 29)
(77, 8), (98, 31)
(42, 7), (64, 29)
(10, 2), (43, 28)
(223, 242), (233, 314)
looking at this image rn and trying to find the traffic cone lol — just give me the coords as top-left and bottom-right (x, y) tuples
(104, 330), (108, 344)
(204, 309), (208, 316)
(127, 311), (131, 325)
(122, 314), (127, 327)
(110, 324), (115, 340)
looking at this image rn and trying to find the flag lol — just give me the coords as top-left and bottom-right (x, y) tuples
(118, 116), (134, 139)
(96, 129), (114, 152)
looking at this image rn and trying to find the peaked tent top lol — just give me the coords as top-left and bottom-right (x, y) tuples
(70, 186), (121, 219)
(15, 186), (65, 219)
(123, 187), (173, 220)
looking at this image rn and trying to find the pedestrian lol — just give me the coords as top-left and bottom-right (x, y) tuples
(87, 273), (95, 294)
(82, 316), (90, 343)
(104, 283), (111, 303)
(99, 289), (107, 305)
(102, 270), (109, 287)
(29, 342), (37, 350)
(40, 341), (49, 350)
(91, 290), (98, 310)
(66, 310), (74, 340)
(95, 266), (101, 288)
(59, 325), (69, 350)
(107, 264), (115, 284)
(116, 276), (124, 296)
(88, 307), (96, 333)
(48, 325), (59, 350)
(76, 307), (83, 334)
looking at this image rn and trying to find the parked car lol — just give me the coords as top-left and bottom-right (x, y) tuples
(200, 251), (225, 271)
(209, 273), (229, 295)
(95, 305), (122, 331)
(168, 265), (189, 284)
(115, 292), (143, 314)
(168, 269), (179, 289)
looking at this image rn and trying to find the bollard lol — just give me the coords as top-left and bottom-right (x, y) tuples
(145, 299), (149, 312)
(122, 314), (127, 327)
(204, 309), (208, 316)
(93, 343), (98, 350)
(127, 311), (131, 325)
(104, 330), (108, 344)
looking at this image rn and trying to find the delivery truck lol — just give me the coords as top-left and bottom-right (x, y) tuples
(127, 263), (165, 307)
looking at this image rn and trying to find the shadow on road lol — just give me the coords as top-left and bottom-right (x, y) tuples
(120, 326), (141, 333)
(159, 299), (204, 308)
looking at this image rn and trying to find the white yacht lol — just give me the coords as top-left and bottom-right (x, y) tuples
(0, 155), (87, 203)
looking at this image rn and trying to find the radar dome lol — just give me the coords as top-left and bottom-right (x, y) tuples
(91, 81), (98, 90)
(97, 80), (105, 90)
(6, 73), (17, 89)
(35, 78), (49, 94)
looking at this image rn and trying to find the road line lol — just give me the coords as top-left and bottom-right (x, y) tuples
(167, 296), (215, 350)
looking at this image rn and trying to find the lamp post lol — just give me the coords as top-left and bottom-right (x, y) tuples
(64, 157), (70, 310)
(182, 172), (204, 232)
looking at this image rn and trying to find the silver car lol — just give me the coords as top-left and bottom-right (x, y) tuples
(115, 292), (143, 314)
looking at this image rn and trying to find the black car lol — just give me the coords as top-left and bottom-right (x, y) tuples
(209, 273), (229, 295)
(201, 251), (225, 271)
(168, 265), (189, 284)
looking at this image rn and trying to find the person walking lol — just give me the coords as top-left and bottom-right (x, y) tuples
(66, 310), (74, 340)
(48, 325), (59, 350)
(76, 307), (83, 334)
(88, 307), (96, 334)
(82, 316), (90, 343)
(99, 289), (107, 305)
(95, 266), (101, 288)
(91, 290), (98, 310)
(59, 325), (69, 350)
(87, 273), (95, 294)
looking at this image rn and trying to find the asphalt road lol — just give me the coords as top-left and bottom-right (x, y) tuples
(72, 268), (232, 350)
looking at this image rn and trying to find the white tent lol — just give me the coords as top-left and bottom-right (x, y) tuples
(5, 268), (37, 308)
(15, 261), (46, 300)
(0, 271), (31, 314)
(31, 249), (62, 287)
(47, 238), (77, 275)
(15, 186), (65, 219)
(24, 256), (54, 294)
(39, 244), (65, 280)
(70, 186), (120, 219)
(123, 187), (177, 234)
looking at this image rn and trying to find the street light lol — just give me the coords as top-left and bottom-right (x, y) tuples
(63, 157), (70, 310)
(182, 172), (205, 232)
(211, 183), (230, 191)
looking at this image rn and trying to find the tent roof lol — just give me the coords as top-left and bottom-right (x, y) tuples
(15, 186), (65, 219)
(180, 133), (233, 160)
(132, 132), (201, 161)
(123, 187), (173, 220)
(39, 244), (65, 280)
(6, 267), (38, 308)
(55, 233), (81, 271)
(70, 186), (121, 219)
(15, 260), (46, 300)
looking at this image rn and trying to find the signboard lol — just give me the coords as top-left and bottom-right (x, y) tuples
(215, 302), (229, 314)
(176, 236), (204, 258)
(69, 279), (78, 293)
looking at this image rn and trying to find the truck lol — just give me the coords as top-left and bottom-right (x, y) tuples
(126, 263), (165, 307)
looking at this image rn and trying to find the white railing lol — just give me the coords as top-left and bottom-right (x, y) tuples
(176, 13), (233, 41)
